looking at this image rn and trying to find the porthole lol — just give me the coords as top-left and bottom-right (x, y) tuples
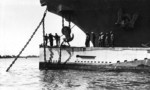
(134, 59), (137, 61)
(144, 58), (147, 60)
(124, 60), (127, 62)
(117, 61), (120, 63)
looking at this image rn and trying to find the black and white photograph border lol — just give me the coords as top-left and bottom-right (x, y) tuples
(0, 0), (150, 90)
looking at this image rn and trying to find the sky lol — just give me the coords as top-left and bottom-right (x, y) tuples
(0, 0), (86, 56)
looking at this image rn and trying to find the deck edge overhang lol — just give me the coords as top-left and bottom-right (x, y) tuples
(40, 0), (150, 47)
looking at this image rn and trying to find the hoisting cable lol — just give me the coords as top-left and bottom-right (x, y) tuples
(71, 24), (76, 29)
(42, 11), (47, 63)
(6, 7), (48, 72)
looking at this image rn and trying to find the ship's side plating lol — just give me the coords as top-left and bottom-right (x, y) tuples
(39, 47), (150, 67)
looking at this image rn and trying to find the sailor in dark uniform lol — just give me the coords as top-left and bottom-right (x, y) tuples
(48, 33), (53, 47)
(85, 32), (90, 47)
(54, 33), (60, 47)
(110, 31), (114, 47)
(91, 32), (96, 47)
(98, 32), (104, 47)
(105, 33), (109, 47)
(44, 34), (48, 46)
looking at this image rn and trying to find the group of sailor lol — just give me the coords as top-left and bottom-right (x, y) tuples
(44, 31), (114, 47)
(44, 33), (60, 47)
(85, 31), (114, 47)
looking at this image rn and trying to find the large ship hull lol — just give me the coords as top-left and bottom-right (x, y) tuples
(40, 0), (150, 47)
(39, 47), (150, 72)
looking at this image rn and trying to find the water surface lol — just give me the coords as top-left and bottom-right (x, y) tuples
(0, 58), (150, 90)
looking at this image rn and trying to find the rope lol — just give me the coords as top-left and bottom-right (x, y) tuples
(6, 8), (48, 72)
(42, 12), (47, 63)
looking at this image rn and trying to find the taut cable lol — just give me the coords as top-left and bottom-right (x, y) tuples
(6, 8), (48, 72)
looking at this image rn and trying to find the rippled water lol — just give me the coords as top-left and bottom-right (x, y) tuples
(0, 58), (150, 90)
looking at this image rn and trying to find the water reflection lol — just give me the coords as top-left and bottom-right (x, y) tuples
(40, 70), (150, 90)
(40, 70), (79, 90)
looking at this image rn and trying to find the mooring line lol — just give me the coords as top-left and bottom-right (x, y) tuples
(6, 8), (48, 72)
